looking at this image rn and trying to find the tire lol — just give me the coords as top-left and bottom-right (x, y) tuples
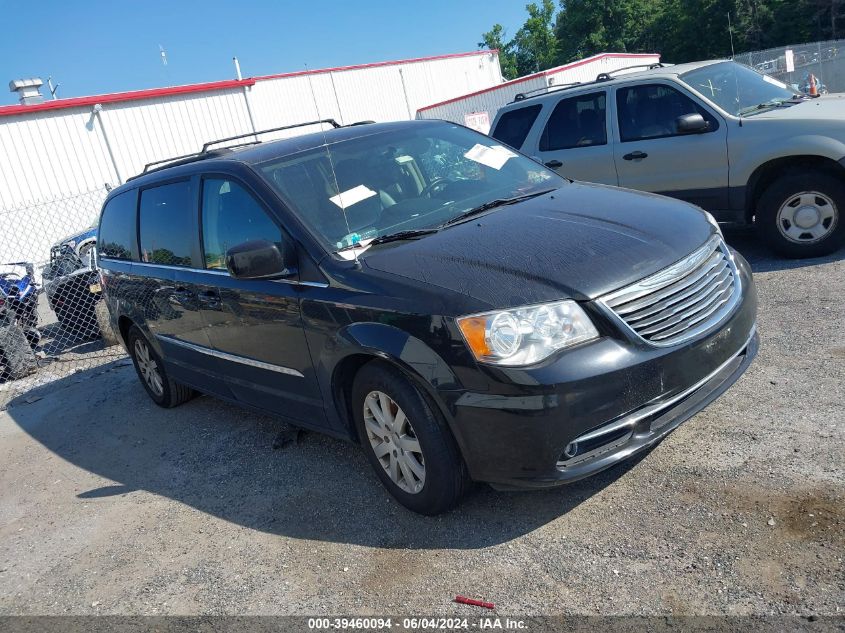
(0, 321), (37, 381)
(127, 325), (195, 408)
(757, 169), (845, 258)
(352, 361), (470, 515)
(94, 301), (119, 347)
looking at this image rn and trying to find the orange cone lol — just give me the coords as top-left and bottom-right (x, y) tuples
(809, 74), (818, 96)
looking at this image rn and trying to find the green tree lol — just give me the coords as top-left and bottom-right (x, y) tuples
(480, 1), (560, 79)
(480, 0), (829, 77)
(513, 0), (560, 74)
(555, 0), (665, 63)
(479, 24), (519, 79)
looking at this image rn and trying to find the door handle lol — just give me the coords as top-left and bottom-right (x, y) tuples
(623, 151), (648, 161)
(544, 159), (563, 168)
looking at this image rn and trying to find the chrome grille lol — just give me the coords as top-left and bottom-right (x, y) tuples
(600, 236), (740, 346)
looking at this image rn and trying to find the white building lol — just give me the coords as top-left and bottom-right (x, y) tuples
(416, 52), (661, 133)
(0, 50), (502, 264)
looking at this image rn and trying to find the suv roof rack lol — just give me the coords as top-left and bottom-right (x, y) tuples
(595, 62), (665, 82)
(512, 82), (582, 103)
(130, 118), (342, 180)
(200, 119), (339, 153)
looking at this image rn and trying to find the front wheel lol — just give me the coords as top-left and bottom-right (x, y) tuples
(757, 170), (845, 258)
(352, 362), (470, 515)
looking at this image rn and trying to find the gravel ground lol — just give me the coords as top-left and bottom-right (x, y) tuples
(0, 232), (842, 618)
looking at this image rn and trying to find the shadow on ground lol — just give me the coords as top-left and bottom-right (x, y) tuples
(723, 227), (845, 273)
(5, 361), (647, 550)
(7, 235), (837, 549)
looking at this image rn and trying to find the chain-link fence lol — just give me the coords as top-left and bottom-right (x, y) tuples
(0, 187), (126, 408)
(734, 39), (845, 94)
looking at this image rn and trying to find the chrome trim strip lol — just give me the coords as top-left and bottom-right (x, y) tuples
(120, 261), (330, 288)
(155, 334), (305, 378)
(557, 323), (757, 468)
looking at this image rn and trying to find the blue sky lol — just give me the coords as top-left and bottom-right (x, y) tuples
(1, 0), (528, 104)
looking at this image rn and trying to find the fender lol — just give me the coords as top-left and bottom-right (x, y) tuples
(315, 321), (466, 442)
(730, 133), (845, 189)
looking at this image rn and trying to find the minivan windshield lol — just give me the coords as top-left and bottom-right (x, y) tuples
(680, 61), (797, 117)
(257, 123), (563, 253)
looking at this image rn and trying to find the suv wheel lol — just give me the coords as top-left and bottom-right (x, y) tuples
(352, 362), (469, 515)
(127, 325), (194, 408)
(757, 170), (845, 258)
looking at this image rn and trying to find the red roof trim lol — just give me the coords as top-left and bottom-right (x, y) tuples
(0, 49), (498, 118)
(416, 52), (659, 113)
(0, 78), (257, 117)
(252, 49), (499, 81)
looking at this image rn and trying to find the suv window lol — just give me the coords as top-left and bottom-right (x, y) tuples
(490, 105), (542, 149)
(540, 91), (607, 151)
(616, 84), (718, 142)
(139, 181), (194, 267)
(98, 190), (135, 260)
(201, 178), (283, 270)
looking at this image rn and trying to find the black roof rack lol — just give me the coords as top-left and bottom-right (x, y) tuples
(512, 82), (582, 103)
(595, 62), (665, 82)
(130, 118), (342, 180)
(200, 118), (339, 153)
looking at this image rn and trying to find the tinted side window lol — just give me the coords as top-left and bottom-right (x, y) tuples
(139, 181), (194, 267)
(617, 84), (718, 142)
(539, 91), (607, 151)
(201, 178), (282, 270)
(490, 105), (542, 149)
(98, 190), (135, 260)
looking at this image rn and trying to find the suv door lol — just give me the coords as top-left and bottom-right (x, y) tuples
(612, 81), (729, 211)
(136, 178), (222, 390)
(190, 174), (325, 425)
(532, 90), (618, 185)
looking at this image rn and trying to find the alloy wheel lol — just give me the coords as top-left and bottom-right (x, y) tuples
(134, 338), (164, 397)
(363, 390), (426, 494)
(777, 191), (838, 244)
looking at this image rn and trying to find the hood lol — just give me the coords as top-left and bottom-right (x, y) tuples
(361, 182), (715, 310)
(752, 94), (845, 120)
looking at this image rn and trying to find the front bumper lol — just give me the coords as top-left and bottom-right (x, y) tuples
(445, 251), (758, 489)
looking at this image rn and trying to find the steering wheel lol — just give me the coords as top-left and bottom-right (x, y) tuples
(420, 177), (452, 198)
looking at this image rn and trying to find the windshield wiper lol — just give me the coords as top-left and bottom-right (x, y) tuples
(439, 189), (557, 228)
(369, 228), (439, 246)
(336, 228), (439, 251)
(738, 98), (796, 116)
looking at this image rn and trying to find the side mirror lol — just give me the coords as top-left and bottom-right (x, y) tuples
(676, 113), (709, 134)
(225, 239), (294, 280)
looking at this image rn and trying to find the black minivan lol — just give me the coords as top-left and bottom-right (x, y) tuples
(98, 119), (758, 515)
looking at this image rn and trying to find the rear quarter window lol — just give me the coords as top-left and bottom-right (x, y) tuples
(98, 190), (136, 260)
(490, 105), (542, 150)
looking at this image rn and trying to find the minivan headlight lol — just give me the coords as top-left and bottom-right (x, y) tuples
(457, 300), (599, 366)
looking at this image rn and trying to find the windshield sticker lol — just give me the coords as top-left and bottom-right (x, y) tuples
(329, 184), (377, 209)
(464, 144), (516, 170)
(336, 243), (373, 260)
(762, 74), (787, 88)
